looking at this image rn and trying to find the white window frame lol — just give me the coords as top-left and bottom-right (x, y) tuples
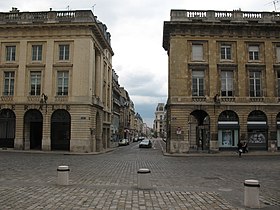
(32, 45), (43, 61)
(221, 44), (232, 60)
(4, 71), (15, 96)
(30, 71), (41, 96)
(249, 71), (262, 97)
(249, 45), (259, 61)
(57, 71), (69, 96)
(221, 71), (233, 97)
(192, 70), (204, 96)
(59, 44), (70, 60)
(6, 46), (16, 62)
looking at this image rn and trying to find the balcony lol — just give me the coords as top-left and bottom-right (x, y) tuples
(192, 97), (206, 103)
(221, 97), (235, 103)
(1, 95), (13, 102)
(250, 97), (264, 103)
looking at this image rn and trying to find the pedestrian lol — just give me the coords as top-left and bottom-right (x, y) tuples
(237, 141), (243, 157)
(242, 142), (248, 153)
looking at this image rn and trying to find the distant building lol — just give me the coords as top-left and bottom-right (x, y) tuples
(153, 103), (165, 138)
(163, 9), (280, 153)
(111, 70), (121, 144)
(0, 8), (113, 152)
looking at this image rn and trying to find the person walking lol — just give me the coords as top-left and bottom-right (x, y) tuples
(237, 141), (243, 157)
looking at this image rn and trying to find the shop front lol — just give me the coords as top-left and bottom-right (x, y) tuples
(218, 110), (239, 150)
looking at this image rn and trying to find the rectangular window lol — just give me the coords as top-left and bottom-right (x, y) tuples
(32, 45), (42, 61)
(249, 71), (262, 97)
(57, 71), (69, 95)
(6, 46), (16, 61)
(221, 44), (231, 60)
(30, 72), (41, 96)
(221, 71), (233, 96)
(59, 44), (69, 60)
(4, 72), (15, 96)
(192, 70), (204, 96)
(276, 46), (280, 63)
(192, 44), (203, 61)
(249, 45), (259, 61)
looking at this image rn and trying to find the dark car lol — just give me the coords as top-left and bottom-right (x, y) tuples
(139, 139), (152, 148)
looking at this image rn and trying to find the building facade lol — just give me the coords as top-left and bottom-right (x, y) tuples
(163, 9), (280, 153)
(111, 70), (121, 144)
(153, 103), (166, 138)
(0, 8), (113, 152)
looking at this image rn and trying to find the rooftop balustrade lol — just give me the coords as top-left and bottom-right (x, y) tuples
(170, 9), (280, 24)
(0, 9), (97, 23)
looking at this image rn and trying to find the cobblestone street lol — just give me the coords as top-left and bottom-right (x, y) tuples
(0, 139), (279, 210)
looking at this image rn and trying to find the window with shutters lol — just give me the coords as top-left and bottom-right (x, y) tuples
(192, 44), (203, 61)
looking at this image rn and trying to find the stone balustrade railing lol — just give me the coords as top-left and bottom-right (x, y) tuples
(170, 9), (280, 23)
(0, 10), (95, 23)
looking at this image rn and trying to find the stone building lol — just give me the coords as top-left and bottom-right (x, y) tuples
(111, 70), (121, 144)
(0, 8), (113, 152)
(153, 103), (166, 138)
(163, 9), (280, 153)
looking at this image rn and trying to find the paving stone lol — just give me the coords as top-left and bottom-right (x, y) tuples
(0, 139), (279, 209)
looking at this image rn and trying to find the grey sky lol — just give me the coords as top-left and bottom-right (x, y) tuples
(3, 0), (277, 126)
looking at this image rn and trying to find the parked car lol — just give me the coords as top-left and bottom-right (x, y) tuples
(133, 137), (138, 142)
(139, 139), (152, 148)
(118, 139), (129, 146)
(138, 136), (145, 141)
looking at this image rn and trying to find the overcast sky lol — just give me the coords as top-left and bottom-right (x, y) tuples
(3, 0), (277, 127)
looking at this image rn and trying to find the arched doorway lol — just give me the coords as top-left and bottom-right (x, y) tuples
(218, 110), (239, 150)
(51, 109), (71, 151)
(95, 112), (102, 152)
(189, 110), (210, 151)
(0, 109), (16, 148)
(24, 109), (43, 150)
(247, 110), (268, 150)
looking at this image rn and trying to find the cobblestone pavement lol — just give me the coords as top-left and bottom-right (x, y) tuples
(0, 138), (279, 210)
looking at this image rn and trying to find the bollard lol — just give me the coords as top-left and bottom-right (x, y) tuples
(57, 165), (70, 186)
(137, 168), (151, 189)
(244, 179), (260, 208)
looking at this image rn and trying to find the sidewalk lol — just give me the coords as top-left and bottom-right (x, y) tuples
(163, 150), (280, 157)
